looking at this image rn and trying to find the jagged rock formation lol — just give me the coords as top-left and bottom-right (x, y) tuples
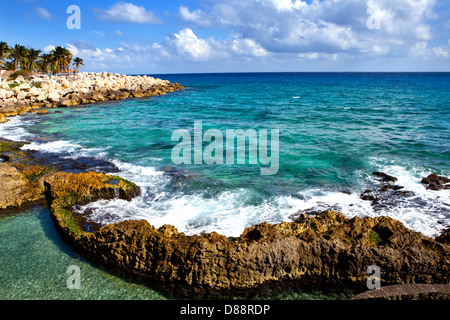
(51, 208), (450, 299)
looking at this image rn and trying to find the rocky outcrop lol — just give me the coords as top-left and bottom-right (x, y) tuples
(49, 204), (450, 298)
(0, 162), (44, 209)
(0, 137), (140, 216)
(0, 72), (184, 116)
(421, 173), (450, 190)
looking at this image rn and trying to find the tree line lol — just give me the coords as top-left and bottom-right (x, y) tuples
(0, 41), (84, 75)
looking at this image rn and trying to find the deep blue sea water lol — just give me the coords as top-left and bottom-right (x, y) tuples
(1, 72), (449, 299)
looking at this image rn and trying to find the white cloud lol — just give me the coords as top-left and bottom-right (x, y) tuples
(229, 38), (268, 57)
(35, 7), (51, 20)
(167, 28), (212, 60)
(179, 6), (212, 27)
(56, 0), (449, 74)
(177, 0), (442, 57)
(99, 2), (162, 24)
(42, 45), (55, 53)
(411, 41), (449, 58)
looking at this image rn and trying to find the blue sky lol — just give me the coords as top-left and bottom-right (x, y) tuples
(1, 0), (449, 73)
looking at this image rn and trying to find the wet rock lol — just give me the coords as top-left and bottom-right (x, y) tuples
(49, 206), (450, 299)
(436, 228), (450, 245)
(421, 173), (450, 191)
(0, 114), (7, 123)
(372, 172), (398, 183)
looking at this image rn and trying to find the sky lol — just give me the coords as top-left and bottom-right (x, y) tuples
(0, 0), (449, 74)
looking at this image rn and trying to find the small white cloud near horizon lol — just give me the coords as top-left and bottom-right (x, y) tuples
(35, 7), (51, 20)
(99, 2), (162, 24)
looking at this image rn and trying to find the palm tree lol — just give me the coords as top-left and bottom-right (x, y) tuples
(37, 53), (53, 74)
(0, 41), (9, 67)
(8, 44), (28, 70)
(25, 48), (41, 72)
(50, 46), (73, 74)
(72, 57), (84, 73)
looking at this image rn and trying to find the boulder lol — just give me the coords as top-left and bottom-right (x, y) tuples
(61, 80), (71, 89)
(47, 91), (61, 103)
(17, 90), (28, 101)
(0, 89), (8, 100)
(28, 87), (40, 97)
(36, 92), (48, 102)
(0, 163), (44, 209)
(0, 114), (7, 123)
(372, 172), (398, 183)
(421, 173), (450, 190)
(12, 86), (21, 95)
(18, 83), (31, 92)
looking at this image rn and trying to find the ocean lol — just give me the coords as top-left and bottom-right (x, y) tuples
(1, 72), (449, 299)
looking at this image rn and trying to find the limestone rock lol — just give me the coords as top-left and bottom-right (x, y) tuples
(0, 163), (44, 209)
(0, 114), (7, 123)
(50, 207), (450, 298)
(17, 90), (27, 101)
(47, 92), (61, 103)
(18, 83), (31, 92)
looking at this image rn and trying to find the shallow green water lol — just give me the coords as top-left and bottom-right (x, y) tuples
(0, 206), (167, 300)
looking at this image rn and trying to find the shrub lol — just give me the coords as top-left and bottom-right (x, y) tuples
(8, 70), (33, 81)
(31, 81), (42, 88)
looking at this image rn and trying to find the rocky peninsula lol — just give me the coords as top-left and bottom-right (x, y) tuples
(0, 74), (449, 299)
(0, 72), (183, 121)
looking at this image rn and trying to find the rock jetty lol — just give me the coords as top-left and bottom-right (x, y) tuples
(0, 72), (183, 118)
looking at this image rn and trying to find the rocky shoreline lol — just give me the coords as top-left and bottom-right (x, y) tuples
(0, 72), (184, 120)
(1, 138), (449, 299)
(0, 75), (449, 299)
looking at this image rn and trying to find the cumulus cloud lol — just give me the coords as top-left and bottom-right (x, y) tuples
(177, 0), (444, 58)
(99, 2), (162, 24)
(166, 28), (212, 60)
(56, 0), (448, 73)
(411, 40), (449, 58)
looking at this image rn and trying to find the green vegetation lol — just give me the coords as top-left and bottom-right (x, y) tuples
(0, 139), (25, 153)
(31, 81), (42, 88)
(72, 57), (84, 71)
(8, 83), (20, 89)
(369, 231), (385, 246)
(0, 41), (84, 75)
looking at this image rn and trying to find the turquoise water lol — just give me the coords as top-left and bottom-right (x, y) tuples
(1, 72), (449, 299)
(0, 206), (167, 300)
